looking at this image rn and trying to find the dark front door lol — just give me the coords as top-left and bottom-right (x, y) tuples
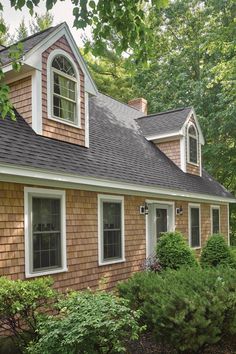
(156, 208), (167, 240)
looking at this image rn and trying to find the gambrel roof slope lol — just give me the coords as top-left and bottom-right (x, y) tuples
(0, 93), (233, 200)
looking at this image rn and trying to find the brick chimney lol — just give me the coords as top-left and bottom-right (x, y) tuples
(128, 98), (147, 115)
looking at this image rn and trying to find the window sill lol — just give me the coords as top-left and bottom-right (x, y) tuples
(48, 115), (81, 129)
(98, 258), (126, 266)
(25, 267), (68, 278)
(191, 246), (201, 250)
(187, 160), (199, 167)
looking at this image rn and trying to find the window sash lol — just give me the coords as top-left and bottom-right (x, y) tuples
(51, 67), (77, 124)
(212, 208), (220, 234)
(53, 72), (76, 102)
(189, 136), (198, 164)
(25, 189), (66, 277)
(53, 95), (76, 123)
(100, 199), (124, 263)
(31, 197), (62, 272)
(102, 201), (122, 261)
(190, 207), (200, 248)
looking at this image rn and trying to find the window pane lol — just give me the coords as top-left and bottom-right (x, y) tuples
(188, 125), (196, 136)
(54, 73), (76, 101)
(156, 208), (167, 240)
(191, 208), (200, 247)
(212, 209), (220, 234)
(52, 55), (75, 77)
(32, 198), (61, 271)
(189, 136), (197, 163)
(103, 202), (122, 261)
(53, 95), (75, 122)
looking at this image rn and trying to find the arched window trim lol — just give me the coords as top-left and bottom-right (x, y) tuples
(47, 49), (81, 128)
(187, 122), (199, 165)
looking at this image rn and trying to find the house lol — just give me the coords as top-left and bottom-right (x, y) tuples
(0, 23), (235, 291)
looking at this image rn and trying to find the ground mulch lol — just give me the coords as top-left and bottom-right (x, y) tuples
(127, 333), (236, 354)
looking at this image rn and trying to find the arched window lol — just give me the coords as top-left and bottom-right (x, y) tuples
(51, 54), (78, 124)
(188, 123), (198, 164)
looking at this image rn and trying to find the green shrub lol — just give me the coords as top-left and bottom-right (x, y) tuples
(200, 234), (236, 268)
(230, 232), (236, 246)
(0, 277), (57, 351)
(118, 267), (236, 353)
(156, 231), (198, 270)
(27, 290), (143, 354)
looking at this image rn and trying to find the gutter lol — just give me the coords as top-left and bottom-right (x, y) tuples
(0, 163), (235, 204)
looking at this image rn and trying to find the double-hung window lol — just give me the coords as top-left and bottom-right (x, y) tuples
(98, 195), (125, 265)
(52, 55), (77, 124)
(47, 50), (80, 126)
(24, 188), (66, 277)
(211, 206), (220, 234)
(189, 204), (201, 248)
(188, 123), (198, 164)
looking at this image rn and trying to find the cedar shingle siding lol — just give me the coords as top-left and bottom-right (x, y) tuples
(9, 77), (32, 126)
(156, 140), (181, 168)
(42, 35), (86, 145)
(0, 182), (229, 290)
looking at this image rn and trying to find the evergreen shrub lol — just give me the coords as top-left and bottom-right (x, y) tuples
(156, 231), (198, 270)
(118, 267), (236, 353)
(200, 234), (236, 268)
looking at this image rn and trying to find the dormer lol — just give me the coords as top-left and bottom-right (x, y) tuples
(136, 106), (204, 176)
(1, 23), (98, 148)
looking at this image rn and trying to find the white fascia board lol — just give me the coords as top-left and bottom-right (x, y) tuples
(24, 22), (98, 96)
(182, 108), (205, 145)
(0, 163), (235, 204)
(146, 131), (183, 142)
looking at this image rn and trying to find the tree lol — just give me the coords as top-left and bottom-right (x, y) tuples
(30, 12), (53, 34)
(7, 0), (168, 57)
(84, 47), (135, 103)
(0, 0), (167, 119)
(132, 0), (236, 229)
(0, 16), (9, 46)
(15, 18), (28, 41)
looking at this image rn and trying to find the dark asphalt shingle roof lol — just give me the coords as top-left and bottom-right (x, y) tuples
(136, 107), (192, 137)
(0, 25), (60, 65)
(0, 93), (233, 200)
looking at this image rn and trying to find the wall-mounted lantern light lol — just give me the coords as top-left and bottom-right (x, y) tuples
(176, 206), (183, 216)
(140, 202), (149, 215)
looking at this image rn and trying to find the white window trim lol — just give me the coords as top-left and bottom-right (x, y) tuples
(98, 194), (125, 266)
(187, 123), (199, 166)
(210, 205), (220, 235)
(24, 187), (67, 278)
(47, 49), (81, 128)
(188, 203), (201, 249)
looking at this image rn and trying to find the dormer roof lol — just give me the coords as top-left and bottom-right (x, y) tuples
(136, 106), (204, 145)
(0, 22), (98, 96)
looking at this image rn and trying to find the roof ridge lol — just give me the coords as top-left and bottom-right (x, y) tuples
(99, 91), (143, 113)
(0, 24), (59, 53)
(136, 106), (193, 120)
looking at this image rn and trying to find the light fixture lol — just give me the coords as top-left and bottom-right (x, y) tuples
(140, 203), (149, 215)
(176, 206), (183, 215)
